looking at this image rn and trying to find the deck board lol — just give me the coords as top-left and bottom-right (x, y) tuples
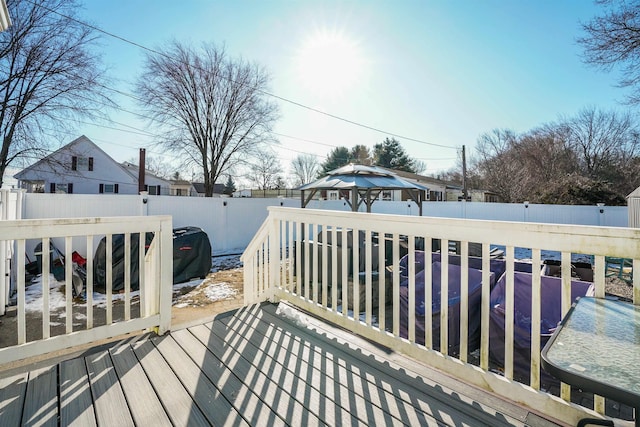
(220, 304), (474, 426)
(109, 343), (171, 426)
(59, 358), (96, 427)
(22, 366), (57, 427)
(170, 327), (288, 427)
(211, 309), (417, 426)
(0, 372), (27, 427)
(150, 334), (250, 427)
(187, 323), (330, 426)
(132, 339), (210, 427)
(261, 303), (530, 426)
(0, 302), (564, 427)
(85, 351), (134, 426)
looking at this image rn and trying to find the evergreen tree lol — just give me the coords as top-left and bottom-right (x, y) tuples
(223, 175), (237, 195)
(373, 138), (416, 172)
(320, 146), (351, 175)
(350, 145), (372, 165)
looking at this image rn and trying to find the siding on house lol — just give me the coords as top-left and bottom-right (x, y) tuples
(14, 136), (170, 195)
(15, 136), (138, 194)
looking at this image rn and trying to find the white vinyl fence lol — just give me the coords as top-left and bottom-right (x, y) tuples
(18, 193), (628, 262)
(308, 199), (627, 227)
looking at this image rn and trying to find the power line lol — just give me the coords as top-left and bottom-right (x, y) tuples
(26, 0), (458, 151)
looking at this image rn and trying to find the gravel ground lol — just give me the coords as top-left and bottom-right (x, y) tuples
(606, 276), (634, 301)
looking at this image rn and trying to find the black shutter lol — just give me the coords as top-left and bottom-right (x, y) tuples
(114, 184), (119, 194)
(50, 183), (55, 193)
(99, 184), (104, 194)
(71, 156), (77, 171)
(88, 157), (94, 171)
(157, 185), (161, 195)
(68, 183), (73, 194)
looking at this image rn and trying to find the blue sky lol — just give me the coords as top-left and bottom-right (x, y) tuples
(71, 1), (626, 184)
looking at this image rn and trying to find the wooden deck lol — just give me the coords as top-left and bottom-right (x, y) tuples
(0, 302), (563, 427)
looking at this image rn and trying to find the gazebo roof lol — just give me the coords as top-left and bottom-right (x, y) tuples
(298, 164), (429, 214)
(298, 164), (429, 191)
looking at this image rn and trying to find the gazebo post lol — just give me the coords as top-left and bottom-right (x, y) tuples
(351, 188), (358, 212)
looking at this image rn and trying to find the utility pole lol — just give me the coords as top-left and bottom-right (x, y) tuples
(462, 145), (468, 201)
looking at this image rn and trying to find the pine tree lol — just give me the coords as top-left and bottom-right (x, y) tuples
(373, 138), (416, 172)
(223, 175), (237, 195)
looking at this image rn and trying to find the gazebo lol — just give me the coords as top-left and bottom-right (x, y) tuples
(298, 164), (429, 215)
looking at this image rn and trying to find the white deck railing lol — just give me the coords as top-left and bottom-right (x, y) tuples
(0, 215), (173, 365)
(242, 206), (640, 427)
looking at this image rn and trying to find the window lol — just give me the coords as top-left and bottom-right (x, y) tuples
(328, 191), (339, 200)
(72, 156), (93, 171)
(429, 190), (443, 201)
(381, 190), (393, 201)
(99, 183), (119, 194)
(50, 183), (73, 193)
(145, 185), (161, 195)
(176, 188), (183, 196)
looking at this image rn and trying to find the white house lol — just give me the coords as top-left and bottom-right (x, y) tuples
(121, 162), (170, 195)
(14, 135), (170, 195)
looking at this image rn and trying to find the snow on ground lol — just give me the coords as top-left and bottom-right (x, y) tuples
(211, 254), (243, 272)
(22, 254), (243, 313)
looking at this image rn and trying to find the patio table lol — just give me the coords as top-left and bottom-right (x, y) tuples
(541, 296), (640, 427)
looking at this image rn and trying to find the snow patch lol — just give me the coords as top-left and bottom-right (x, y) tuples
(276, 303), (309, 327)
(204, 282), (237, 302)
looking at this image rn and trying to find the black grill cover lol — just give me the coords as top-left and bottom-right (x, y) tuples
(94, 232), (154, 292)
(94, 226), (212, 291)
(172, 226), (212, 284)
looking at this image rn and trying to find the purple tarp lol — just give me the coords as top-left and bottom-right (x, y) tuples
(398, 260), (493, 354)
(489, 271), (593, 386)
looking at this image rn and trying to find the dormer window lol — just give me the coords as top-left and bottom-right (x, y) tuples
(72, 156), (93, 171)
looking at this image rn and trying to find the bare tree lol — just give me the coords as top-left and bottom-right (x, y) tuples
(249, 149), (283, 190)
(0, 0), (110, 186)
(290, 153), (320, 186)
(125, 155), (175, 179)
(136, 41), (278, 197)
(562, 107), (639, 179)
(579, 0), (640, 103)
(473, 129), (527, 202)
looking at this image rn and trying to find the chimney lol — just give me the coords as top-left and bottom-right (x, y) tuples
(138, 148), (146, 193)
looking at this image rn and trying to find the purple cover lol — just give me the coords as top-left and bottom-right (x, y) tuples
(399, 251), (507, 288)
(398, 261), (492, 354)
(489, 271), (593, 386)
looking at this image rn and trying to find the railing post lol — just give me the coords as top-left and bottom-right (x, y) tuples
(243, 253), (255, 305)
(158, 217), (173, 334)
(268, 216), (280, 302)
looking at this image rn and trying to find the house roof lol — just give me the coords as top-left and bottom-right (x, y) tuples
(120, 162), (170, 185)
(628, 186), (640, 199)
(376, 166), (462, 190)
(192, 182), (225, 194)
(14, 135), (131, 181)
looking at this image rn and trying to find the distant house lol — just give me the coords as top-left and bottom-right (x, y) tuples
(121, 162), (170, 195)
(446, 188), (501, 203)
(232, 189), (252, 198)
(191, 182), (225, 197)
(170, 179), (195, 196)
(14, 135), (170, 195)
(353, 167), (459, 202)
